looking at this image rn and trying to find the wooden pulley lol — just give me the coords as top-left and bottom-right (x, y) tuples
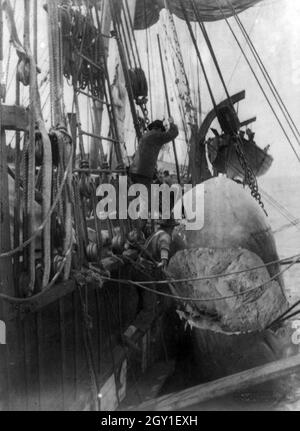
(86, 243), (99, 262)
(17, 57), (30, 86)
(79, 160), (93, 198)
(128, 68), (148, 101)
(112, 233), (126, 255)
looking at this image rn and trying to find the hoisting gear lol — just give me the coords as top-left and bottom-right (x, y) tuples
(128, 67), (150, 127)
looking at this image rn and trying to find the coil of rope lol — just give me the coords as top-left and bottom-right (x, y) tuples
(58, 3), (105, 97)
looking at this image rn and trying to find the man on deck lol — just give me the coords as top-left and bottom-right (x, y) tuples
(130, 118), (179, 187)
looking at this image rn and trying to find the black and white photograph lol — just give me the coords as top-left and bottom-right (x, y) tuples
(0, 0), (300, 415)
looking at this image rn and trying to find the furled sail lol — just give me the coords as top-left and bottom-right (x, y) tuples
(134, 0), (263, 30)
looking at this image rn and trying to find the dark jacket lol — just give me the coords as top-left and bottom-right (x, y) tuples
(130, 124), (179, 179)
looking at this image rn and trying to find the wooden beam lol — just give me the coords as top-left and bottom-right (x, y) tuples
(240, 116), (257, 128)
(131, 353), (300, 411)
(1, 105), (29, 131)
(198, 90), (246, 143)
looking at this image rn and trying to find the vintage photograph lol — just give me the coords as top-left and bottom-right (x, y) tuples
(0, 0), (300, 414)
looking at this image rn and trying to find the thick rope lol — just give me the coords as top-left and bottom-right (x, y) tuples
(90, 256), (297, 303)
(0, 147), (72, 259)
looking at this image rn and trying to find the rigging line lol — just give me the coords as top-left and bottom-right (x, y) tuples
(115, 3), (133, 70)
(227, 0), (300, 144)
(143, 0), (152, 119)
(157, 33), (181, 184)
(121, 0), (138, 69)
(191, 0), (232, 104)
(216, 0), (300, 164)
(179, 0), (217, 112)
(267, 299), (300, 329)
(263, 198), (300, 231)
(195, 23), (202, 124)
(274, 219), (300, 235)
(94, 252), (300, 286)
(120, 1), (137, 68)
(110, 0), (142, 141)
(91, 256), (297, 303)
(124, 0), (142, 68)
(225, 9), (259, 91)
(260, 186), (300, 227)
(262, 193), (299, 224)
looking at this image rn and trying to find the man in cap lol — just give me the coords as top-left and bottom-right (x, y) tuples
(130, 117), (179, 188)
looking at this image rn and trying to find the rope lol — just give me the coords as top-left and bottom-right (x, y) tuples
(124, 0), (142, 69)
(144, 0), (153, 119)
(0, 144), (73, 259)
(90, 255), (297, 303)
(191, 0), (232, 104)
(78, 283), (100, 411)
(267, 299), (300, 329)
(117, 4), (133, 70)
(102, 250), (300, 286)
(227, 0), (300, 147)
(179, 0), (217, 112)
(121, 0), (138, 69)
(0, 250), (298, 305)
(216, 0), (300, 165)
(110, 0), (142, 140)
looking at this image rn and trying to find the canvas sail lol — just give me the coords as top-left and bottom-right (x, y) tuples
(134, 0), (263, 30)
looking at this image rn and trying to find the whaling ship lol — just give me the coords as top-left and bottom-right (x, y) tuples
(0, 0), (299, 411)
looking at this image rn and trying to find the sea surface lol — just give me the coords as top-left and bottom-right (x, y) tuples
(176, 176), (300, 411)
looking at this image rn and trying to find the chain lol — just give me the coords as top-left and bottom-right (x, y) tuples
(234, 137), (267, 215)
(136, 97), (150, 127)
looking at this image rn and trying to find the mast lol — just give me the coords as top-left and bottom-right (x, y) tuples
(157, 33), (181, 184)
(90, 0), (111, 169)
(162, 0), (198, 183)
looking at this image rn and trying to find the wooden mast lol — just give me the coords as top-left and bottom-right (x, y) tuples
(89, 0), (111, 169)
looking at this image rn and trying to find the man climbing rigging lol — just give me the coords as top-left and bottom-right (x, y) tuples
(130, 117), (179, 187)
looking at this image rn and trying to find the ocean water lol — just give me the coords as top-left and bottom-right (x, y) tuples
(261, 176), (300, 303)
